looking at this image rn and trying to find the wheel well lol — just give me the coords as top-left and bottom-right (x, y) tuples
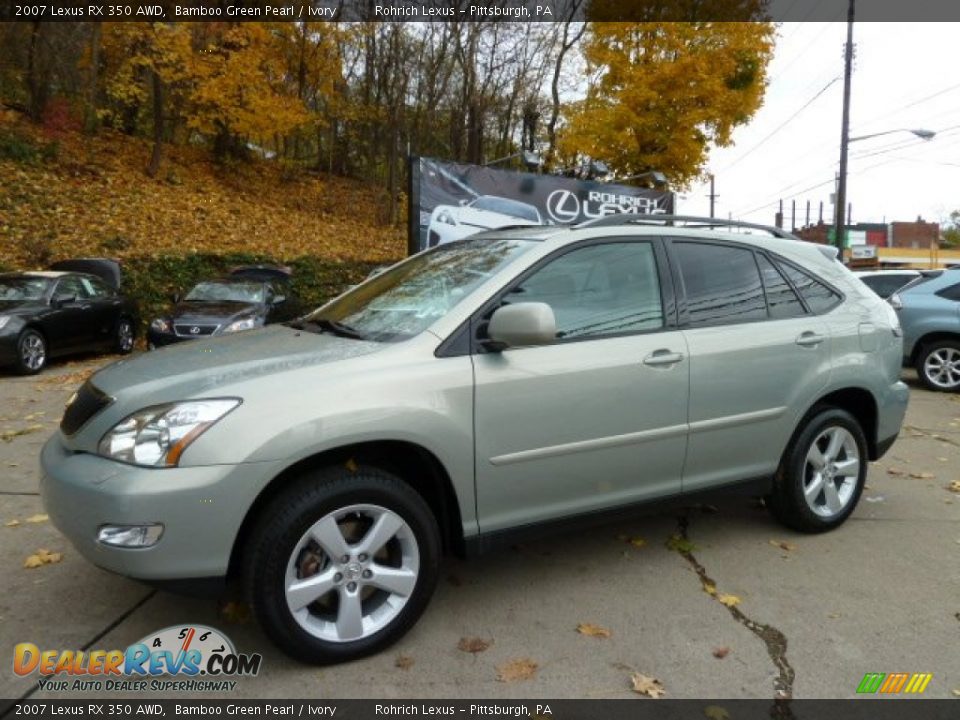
(812, 387), (879, 459)
(909, 332), (960, 365)
(227, 441), (465, 579)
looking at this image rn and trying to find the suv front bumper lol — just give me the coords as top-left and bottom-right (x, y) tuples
(40, 435), (279, 581)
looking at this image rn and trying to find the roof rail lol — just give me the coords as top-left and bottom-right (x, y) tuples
(575, 214), (801, 240)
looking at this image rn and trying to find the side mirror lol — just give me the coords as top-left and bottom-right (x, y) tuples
(52, 293), (76, 308)
(486, 302), (556, 350)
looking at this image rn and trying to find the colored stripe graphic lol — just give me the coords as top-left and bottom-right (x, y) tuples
(857, 673), (885, 693)
(879, 673), (909, 693)
(857, 672), (932, 694)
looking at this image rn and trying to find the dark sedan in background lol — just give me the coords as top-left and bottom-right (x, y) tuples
(0, 260), (138, 374)
(148, 266), (301, 348)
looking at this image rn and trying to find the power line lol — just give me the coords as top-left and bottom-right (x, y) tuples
(715, 76), (840, 174)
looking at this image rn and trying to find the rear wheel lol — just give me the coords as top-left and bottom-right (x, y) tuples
(915, 340), (960, 392)
(16, 329), (47, 375)
(244, 465), (441, 664)
(768, 407), (867, 533)
(114, 317), (135, 354)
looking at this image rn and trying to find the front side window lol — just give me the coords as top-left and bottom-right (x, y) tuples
(674, 242), (767, 326)
(80, 276), (114, 298)
(55, 276), (89, 300)
(306, 237), (537, 342)
(778, 262), (842, 313)
(510, 242), (664, 339)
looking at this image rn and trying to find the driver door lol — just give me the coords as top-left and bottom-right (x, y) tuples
(44, 276), (96, 352)
(473, 239), (690, 533)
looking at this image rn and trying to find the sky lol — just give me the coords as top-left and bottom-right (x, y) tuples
(677, 22), (960, 229)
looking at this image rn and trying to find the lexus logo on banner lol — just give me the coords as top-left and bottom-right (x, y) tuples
(545, 190), (581, 224)
(408, 157), (674, 254)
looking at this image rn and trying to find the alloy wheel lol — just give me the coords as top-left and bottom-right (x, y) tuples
(20, 333), (46, 371)
(118, 320), (134, 352)
(802, 426), (860, 518)
(923, 347), (960, 390)
(284, 504), (419, 643)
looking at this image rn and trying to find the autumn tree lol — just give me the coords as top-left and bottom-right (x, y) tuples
(558, 22), (775, 186)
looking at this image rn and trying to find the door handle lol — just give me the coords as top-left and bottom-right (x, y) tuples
(643, 349), (685, 367)
(795, 331), (825, 347)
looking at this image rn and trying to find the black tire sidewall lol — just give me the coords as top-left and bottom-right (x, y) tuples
(245, 467), (441, 665)
(915, 340), (960, 393)
(16, 329), (46, 375)
(772, 407), (868, 533)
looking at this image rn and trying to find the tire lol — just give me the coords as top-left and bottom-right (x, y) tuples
(244, 465), (441, 665)
(16, 328), (47, 375)
(915, 339), (960, 392)
(114, 316), (135, 354)
(768, 407), (868, 533)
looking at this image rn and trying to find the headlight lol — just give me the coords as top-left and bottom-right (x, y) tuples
(150, 318), (171, 333)
(222, 317), (257, 333)
(436, 209), (456, 226)
(98, 399), (240, 467)
(0, 316), (10, 330)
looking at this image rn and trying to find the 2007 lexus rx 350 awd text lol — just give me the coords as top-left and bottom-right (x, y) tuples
(40, 217), (908, 664)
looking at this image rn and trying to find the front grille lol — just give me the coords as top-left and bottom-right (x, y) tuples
(61, 381), (113, 436)
(174, 324), (219, 337)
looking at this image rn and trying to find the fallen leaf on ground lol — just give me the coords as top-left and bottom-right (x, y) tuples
(828, 612), (842, 619)
(886, 468), (906, 476)
(24, 514), (48, 524)
(23, 548), (62, 569)
(704, 706), (730, 720)
(5, 519), (21, 527)
(577, 623), (611, 638)
(665, 534), (696, 553)
(630, 672), (665, 698)
(717, 593), (741, 608)
(219, 600), (251, 624)
(395, 655), (414, 670)
(703, 582), (717, 596)
(909, 472), (935, 480)
(768, 539), (796, 552)
(953, 688), (960, 697)
(712, 646), (730, 659)
(629, 537), (646, 548)
(937, 457), (949, 462)
(946, 481), (960, 493)
(458, 636), (492, 653)
(1, 425), (45, 442)
(496, 658), (537, 683)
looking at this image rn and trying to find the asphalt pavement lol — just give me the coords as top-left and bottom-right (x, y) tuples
(0, 355), (957, 702)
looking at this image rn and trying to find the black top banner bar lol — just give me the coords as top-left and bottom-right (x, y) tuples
(3, 0), (960, 22)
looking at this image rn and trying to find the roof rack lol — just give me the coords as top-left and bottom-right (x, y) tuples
(575, 214), (800, 240)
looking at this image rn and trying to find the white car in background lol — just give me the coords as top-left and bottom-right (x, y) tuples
(427, 195), (543, 246)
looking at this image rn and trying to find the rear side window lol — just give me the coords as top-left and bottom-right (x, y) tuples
(936, 282), (960, 301)
(777, 262), (842, 313)
(756, 255), (806, 318)
(674, 242), (767, 326)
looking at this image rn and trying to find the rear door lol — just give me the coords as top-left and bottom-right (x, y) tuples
(670, 240), (833, 493)
(473, 238), (690, 533)
(78, 275), (123, 346)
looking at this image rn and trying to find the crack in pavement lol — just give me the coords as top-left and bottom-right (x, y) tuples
(673, 513), (796, 713)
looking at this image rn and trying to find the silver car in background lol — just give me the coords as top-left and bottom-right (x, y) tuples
(41, 216), (908, 664)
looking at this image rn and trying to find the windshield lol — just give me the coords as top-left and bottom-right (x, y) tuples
(185, 281), (265, 304)
(0, 277), (51, 301)
(304, 237), (536, 342)
(471, 196), (540, 223)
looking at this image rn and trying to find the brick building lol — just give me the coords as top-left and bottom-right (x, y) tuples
(793, 219), (940, 248)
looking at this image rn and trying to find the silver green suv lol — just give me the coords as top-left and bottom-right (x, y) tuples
(41, 217), (908, 664)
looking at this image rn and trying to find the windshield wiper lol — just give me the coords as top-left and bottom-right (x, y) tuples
(287, 317), (367, 340)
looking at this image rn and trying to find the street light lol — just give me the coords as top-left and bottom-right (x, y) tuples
(849, 128), (936, 143)
(617, 170), (669, 187)
(484, 150), (542, 171)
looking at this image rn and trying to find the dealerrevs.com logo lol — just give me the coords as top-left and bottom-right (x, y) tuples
(14, 625), (262, 692)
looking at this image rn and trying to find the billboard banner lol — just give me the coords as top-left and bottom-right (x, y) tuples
(408, 157), (674, 255)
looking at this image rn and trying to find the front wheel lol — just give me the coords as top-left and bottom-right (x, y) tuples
(244, 466), (441, 664)
(114, 317), (135, 354)
(915, 340), (960, 392)
(768, 407), (867, 533)
(16, 329), (47, 375)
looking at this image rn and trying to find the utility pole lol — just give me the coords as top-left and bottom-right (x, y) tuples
(834, 0), (855, 254)
(708, 174), (717, 218)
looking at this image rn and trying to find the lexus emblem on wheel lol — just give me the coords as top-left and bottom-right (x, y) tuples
(545, 189), (581, 224)
(190, 326), (201, 335)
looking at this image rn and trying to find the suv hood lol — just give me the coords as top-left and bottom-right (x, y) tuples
(91, 325), (385, 400)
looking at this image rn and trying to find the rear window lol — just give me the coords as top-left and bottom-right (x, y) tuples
(777, 262), (842, 313)
(935, 282), (960, 301)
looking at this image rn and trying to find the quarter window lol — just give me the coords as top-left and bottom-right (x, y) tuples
(777, 262), (842, 313)
(674, 242), (767, 326)
(511, 242), (664, 339)
(935, 282), (960, 301)
(756, 255), (806, 318)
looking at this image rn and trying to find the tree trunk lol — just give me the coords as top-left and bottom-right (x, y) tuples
(146, 68), (164, 178)
(26, 21), (46, 122)
(84, 22), (101, 136)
